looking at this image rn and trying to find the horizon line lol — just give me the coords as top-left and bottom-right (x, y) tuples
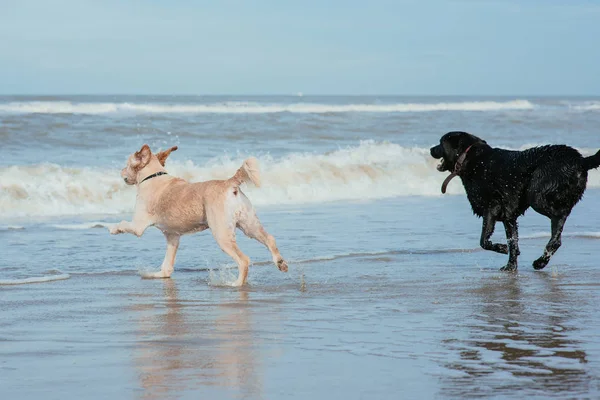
(0, 93), (599, 97)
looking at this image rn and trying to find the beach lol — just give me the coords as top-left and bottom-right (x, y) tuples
(2, 96), (600, 399)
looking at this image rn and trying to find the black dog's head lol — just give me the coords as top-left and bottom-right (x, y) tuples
(430, 131), (487, 172)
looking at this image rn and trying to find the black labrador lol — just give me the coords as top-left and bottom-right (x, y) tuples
(430, 131), (600, 271)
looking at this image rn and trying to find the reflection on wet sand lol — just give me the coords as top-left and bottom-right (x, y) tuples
(442, 274), (591, 398)
(131, 280), (263, 399)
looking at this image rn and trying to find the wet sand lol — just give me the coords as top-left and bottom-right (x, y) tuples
(2, 256), (600, 398)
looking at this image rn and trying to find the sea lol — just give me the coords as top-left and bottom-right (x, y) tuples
(1, 95), (600, 399)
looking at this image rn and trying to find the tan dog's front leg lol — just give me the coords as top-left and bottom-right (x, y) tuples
(109, 219), (151, 237)
(142, 234), (180, 279)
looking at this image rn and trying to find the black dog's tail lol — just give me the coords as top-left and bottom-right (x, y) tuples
(583, 150), (600, 170)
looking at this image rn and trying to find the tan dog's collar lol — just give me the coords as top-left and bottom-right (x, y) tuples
(441, 144), (474, 194)
(140, 171), (168, 184)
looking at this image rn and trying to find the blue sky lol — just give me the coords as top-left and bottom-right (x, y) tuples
(0, 0), (598, 95)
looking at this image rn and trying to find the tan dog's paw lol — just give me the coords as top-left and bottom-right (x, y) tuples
(109, 224), (122, 235)
(231, 279), (245, 287)
(277, 259), (288, 273)
(139, 270), (171, 279)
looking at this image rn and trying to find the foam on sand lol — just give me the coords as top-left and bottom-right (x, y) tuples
(0, 274), (70, 285)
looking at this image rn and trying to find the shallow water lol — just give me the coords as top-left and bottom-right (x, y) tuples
(2, 96), (600, 398)
(2, 195), (600, 399)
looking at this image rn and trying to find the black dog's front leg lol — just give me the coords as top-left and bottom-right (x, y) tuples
(500, 220), (519, 272)
(480, 213), (508, 254)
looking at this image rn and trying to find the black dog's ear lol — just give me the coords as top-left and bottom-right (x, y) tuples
(444, 131), (469, 148)
(456, 133), (473, 152)
(457, 132), (486, 151)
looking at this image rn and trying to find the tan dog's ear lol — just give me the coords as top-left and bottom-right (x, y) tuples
(135, 144), (152, 167)
(156, 146), (178, 166)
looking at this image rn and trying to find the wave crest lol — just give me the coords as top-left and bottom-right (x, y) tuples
(2, 141), (599, 219)
(0, 100), (535, 115)
(571, 102), (600, 111)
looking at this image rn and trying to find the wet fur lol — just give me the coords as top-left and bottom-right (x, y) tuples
(110, 144), (287, 286)
(431, 131), (600, 271)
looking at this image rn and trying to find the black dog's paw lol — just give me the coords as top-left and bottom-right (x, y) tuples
(500, 264), (518, 272)
(533, 257), (548, 270)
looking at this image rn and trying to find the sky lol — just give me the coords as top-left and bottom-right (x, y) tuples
(0, 0), (598, 95)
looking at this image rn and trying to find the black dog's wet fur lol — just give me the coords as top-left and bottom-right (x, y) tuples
(430, 131), (600, 271)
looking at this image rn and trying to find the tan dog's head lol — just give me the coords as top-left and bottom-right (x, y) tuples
(120, 144), (178, 185)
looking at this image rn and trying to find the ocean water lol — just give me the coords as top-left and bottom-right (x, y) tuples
(2, 96), (600, 399)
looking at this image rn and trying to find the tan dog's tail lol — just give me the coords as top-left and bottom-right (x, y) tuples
(230, 157), (261, 187)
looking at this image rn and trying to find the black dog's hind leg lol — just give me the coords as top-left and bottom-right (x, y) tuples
(480, 213), (508, 254)
(533, 216), (567, 270)
(500, 220), (519, 272)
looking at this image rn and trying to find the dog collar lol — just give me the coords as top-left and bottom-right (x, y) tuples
(441, 144), (474, 194)
(140, 171), (168, 184)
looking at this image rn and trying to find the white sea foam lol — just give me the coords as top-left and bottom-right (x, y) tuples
(0, 274), (70, 285)
(51, 222), (111, 230)
(570, 102), (600, 111)
(574, 232), (600, 239)
(1, 141), (599, 219)
(68, 269), (137, 276)
(520, 231), (600, 240)
(0, 100), (535, 114)
(0, 163), (133, 218)
(208, 265), (239, 287)
(519, 232), (552, 239)
(0, 225), (25, 231)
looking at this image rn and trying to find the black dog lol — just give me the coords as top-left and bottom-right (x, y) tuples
(430, 131), (600, 271)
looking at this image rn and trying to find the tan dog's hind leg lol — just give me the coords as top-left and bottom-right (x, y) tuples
(238, 215), (288, 273)
(144, 234), (180, 278)
(213, 230), (250, 287)
(207, 204), (249, 286)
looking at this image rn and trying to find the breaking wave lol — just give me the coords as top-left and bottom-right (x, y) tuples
(570, 101), (600, 111)
(0, 100), (535, 115)
(1, 141), (599, 219)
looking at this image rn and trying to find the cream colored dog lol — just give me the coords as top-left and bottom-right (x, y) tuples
(109, 144), (288, 286)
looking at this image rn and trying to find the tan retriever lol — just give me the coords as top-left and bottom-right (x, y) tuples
(109, 144), (288, 286)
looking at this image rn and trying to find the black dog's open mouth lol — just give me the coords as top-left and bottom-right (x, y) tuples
(436, 158), (448, 172)
(430, 145), (448, 171)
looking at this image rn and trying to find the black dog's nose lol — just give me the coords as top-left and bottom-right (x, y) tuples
(430, 145), (442, 159)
